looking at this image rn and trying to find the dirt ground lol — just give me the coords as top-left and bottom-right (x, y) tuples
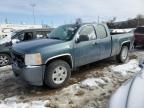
(0, 47), (143, 108)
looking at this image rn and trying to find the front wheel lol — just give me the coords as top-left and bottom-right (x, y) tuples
(0, 54), (11, 67)
(116, 46), (129, 63)
(44, 60), (71, 88)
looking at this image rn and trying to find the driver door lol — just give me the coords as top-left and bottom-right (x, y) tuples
(74, 25), (100, 67)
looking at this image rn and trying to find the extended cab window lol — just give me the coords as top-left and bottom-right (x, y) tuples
(95, 25), (107, 39)
(79, 25), (96, 41)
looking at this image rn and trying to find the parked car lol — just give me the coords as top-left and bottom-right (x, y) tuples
(108, 59), (144, 108)
(0, 28), (53, 67)
(134, 26), (144, 47)
(11, 23), (134, 88)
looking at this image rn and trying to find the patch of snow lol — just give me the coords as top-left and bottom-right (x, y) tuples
(0, 96), (45, 108)
(61, 84), (80, 95)
(110, 59), (141, 76)
(4, 96), (17, 102)
(0, 65), (11, 72)
(81, 78), (106, 87)
(112, 28), (135, 33)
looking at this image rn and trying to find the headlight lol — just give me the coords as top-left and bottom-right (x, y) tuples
(25, 53), (42, 65)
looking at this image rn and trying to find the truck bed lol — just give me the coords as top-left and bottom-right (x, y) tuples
(111, 33), (134, 56)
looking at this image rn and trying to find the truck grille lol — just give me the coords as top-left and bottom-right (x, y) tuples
(11, 51), (25, 68)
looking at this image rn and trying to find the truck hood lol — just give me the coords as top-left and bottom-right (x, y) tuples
(12, 39), (64, 54)
(109, 70), (144, 108)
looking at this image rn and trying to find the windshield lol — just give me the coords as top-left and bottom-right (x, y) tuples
(48, 24), (79, 41)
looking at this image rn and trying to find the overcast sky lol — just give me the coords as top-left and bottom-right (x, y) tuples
(0, 0), (143, 26)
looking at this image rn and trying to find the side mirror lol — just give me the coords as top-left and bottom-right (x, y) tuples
(76, 35), (89, 43)
(11, 39), (20, 44)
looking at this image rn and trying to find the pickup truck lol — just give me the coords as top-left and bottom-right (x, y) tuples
(11, 23), (134, 88)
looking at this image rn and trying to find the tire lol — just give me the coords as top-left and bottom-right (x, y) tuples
(134, 42), (137, 48)
(116, 46), (129, 63)
(0, 54), (11, 67)
(44, 60), (71, 88)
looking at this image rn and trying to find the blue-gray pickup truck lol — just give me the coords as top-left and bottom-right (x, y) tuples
(11, 23), (134, 88)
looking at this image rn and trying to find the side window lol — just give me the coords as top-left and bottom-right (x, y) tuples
(12, 32), (33, 41)
(95, 25), (107, 39)
(79, 25), (96, 41)
(15, 32), (33, 41)
(23, 32), (33, 41)
(36, 31), (48, 39)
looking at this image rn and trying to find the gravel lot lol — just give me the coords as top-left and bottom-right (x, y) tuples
(0, 47), (143, 108)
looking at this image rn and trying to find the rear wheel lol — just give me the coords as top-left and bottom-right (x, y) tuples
(116, 46), (129, 63)
(134, 42), (137, 48)
(0, 54), (11, 67)
(44, 60), (71, 88)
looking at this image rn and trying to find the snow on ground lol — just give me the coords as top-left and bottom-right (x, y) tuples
(110, 59), (141, 76)
(81, 77), (107, 87)
(0, 59), (140, 108)
(0, 96), (45, 108)
(45, 58), (140, 108)
(0, 66), (11, 72)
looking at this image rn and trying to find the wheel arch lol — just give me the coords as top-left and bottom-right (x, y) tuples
(45, 54), (73, 69)
(0, 52), (11, 57)
(121, 41), (131, 50)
